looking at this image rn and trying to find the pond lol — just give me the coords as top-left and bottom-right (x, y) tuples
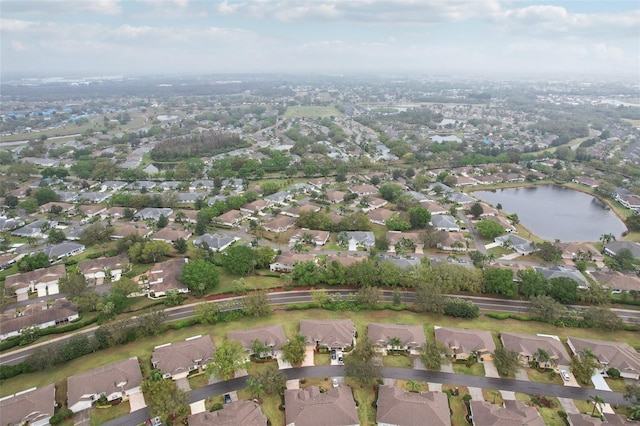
(473, 185), (627, 242)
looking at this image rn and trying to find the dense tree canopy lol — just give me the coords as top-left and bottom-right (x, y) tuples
(180, 259), (219, 297)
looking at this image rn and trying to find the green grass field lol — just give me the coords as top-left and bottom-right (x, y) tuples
(283, 106), (343, 119)
(452, 362), (485, 377)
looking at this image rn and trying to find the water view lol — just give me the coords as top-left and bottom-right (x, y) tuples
(473, 185), (627, 242)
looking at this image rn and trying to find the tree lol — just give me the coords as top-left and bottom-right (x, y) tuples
(548, 277), (579, 304)
(47, 228), (66, 244)
(476, 220), (505, 239)
(33, 187), (59, 206)
(173, 237), (188, 254)
(600, 233), (616, 245)
(356, 286), (381, 308)
(137, 310), (167, 336)
(223, 245), (256, 275)
(17, 252), (50, 272)
(180, 259), (219, 297)
(483, 268), (517, 297)
(141, 376), (189, 423)
(625, 384), (640, 405)
(156, 214), (168, 229)
(493, 347), (521, 377)
(629, 405), (640, 421)
(420, 342), (451, 371)
(247, 377), (264, 399)
(570, 349), (601, 386)
(128, 240), (171, 264)
(590, 395), (605, 416)
(582, 306), (623, 330)
(535, 241), (562, 263)
(469, 202), (484, 219)
(282, 334), (306, 366)
(79, 223), (113, 246)
(379, 183), (403, 202)
(59, 271), (88, 296)
(242, 290), (271, 317)
(208, 340), (249, 380)
(344, 337), (381, 384)
(469, 250), (487, 268)
(254, 245), (276, 269)
(110, 277), (139, 296)
(414, 281), (447, 314)
(408, 206), (431, 229)
(194, 302), (220, 324)
(533, 348), (551, 370)
(528, 295), (566, 323)
(518, 270), (549, 299)
(251, 338), (271, 359)
(444, 298), (479, 318)
(251, 364), (286, 395)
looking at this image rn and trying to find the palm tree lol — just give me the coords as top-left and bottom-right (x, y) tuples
(407, 380), (422, 393)
(590, 395), (605, 416)
(600, 233), (616, 245)
(533, 348), (551, 370)
(247, 377), (264, 400)
(388, 337), (403, 351)
(629, 405), (640, 421)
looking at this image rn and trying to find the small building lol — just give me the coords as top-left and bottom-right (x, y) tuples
(0, 384), (56, 426)
(151, 335), (215, 380)
(227, 324), (287, 359)
(269, 252), (316, 273)
(567, 337), (640, 381)
(189, 400), (267, 426)
(5, 264), (66, 301)
(469, 400), (544, 426)
(367, 323), (426, 355)
(193, 233), (238, 252)
(78, 254), (128, 285)
(67, 357), (143, 413)
(501, 332), (570, 368)
(434, 326), (496, 361)
(0, 298), (79, 341)
(284, 386), (359, 426)
(376, 386), (451, 426)
(300, 319), (356, 350)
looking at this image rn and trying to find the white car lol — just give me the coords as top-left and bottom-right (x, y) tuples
(561, 370), (570, 381)
(332, 378), (339, 388)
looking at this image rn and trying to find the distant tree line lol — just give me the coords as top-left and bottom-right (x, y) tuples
(150, 131), (246, 161)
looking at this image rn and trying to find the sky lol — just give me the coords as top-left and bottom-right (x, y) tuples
(1, 0), (639, 78)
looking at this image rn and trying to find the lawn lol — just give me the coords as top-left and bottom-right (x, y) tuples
(395, 379), (428, 392)
(574, 398), (600, 416)
(345, 378), (377, 426)
(314, 353), (331, 366)
(188, 372), (209, 389)
(90, 400), (131, 426)
(283, 106), (343, 119)
(604, 377), (628, 392)
(515, 393), (564, 426)
(4, 307), (640, 398)
(442, 385), (470, 426)
(526, 368), (564, 385)
(382, 354), (413, 368)
(452, 362), (485, 377)
(482, 388), (504, 406)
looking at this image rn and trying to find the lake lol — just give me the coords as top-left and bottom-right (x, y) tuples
(473, 185), (627, 242)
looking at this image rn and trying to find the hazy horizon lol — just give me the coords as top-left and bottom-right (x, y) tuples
(2, 0), (639, 79)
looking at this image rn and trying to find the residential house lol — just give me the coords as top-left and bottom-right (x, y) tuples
(39, 202), (74, 215)
(289, 229), (330, 246)
(284, 386), (359, 426)
(434, 327), (496, 361)
(343, 231), (375, 251)
(240, 199), (269, 214)
(616, 193), (640, 210)
(326, 190), (346, 204)
(573, 176), (600, 188)
(100, 181), (127, 192)
(227, 324), (287, 359)
(55, 191), (79, 203)
(454, 176), (478, 187)
(0, 384), (56, 426)
(589, 271), (640, 294)
(282, 203), (322, 218)
(567, 337), (640, 381)
(308, 177), (331, 189)
(446, 192), (476, 205)
(147, 258), (188, 297)
(135, 207), (173, 222)
(12, 219), (56, 238)
(367, 208), (394, 225)
(193, 233), (238, 252)
(0, 298), (79, 341)
(111, 225), (153, 240)
(300, 319), (356, 350)
(264, 191), (292, 206)
(78, 204), (107, 218)
(0, 216), (24, 233)
(158, 181), (182, 191)
(494, 234), (536, 255)
(269, 252), (316, 273)
(79, 192), (111, 204)
(386, 232), (422, 252)
(477, 203), (498, 217)
(568, 413), (637, 426)
(36, 242), (85, 263)
(177, 192), (207, 204)
(5, 264), (66, 301)
(325, 253), (368, 268)
(350, 184), (378, 196)
(151, 335), (215, 380)
(359, 197), (388, 212)
(67, 357), (143, 413)
(189, 400), (267, 426)
(263, 215), (297, 233)
(215, 209), (247, 228)
(127, 180), (156, 191)
(78, 254), (128, 285)
(376, 386), (451, 426)
(535, 265), (589, 289)
(105, 207), (135, 220)
(151, 227), (192, 244)
(500, 332), (571, 368)
(431, 215), (460, 232)
(604, 241), (640, 260)
(367, 323), (426, 355)
(423, 201), (449, 215)
(405, 191), (430, 203)
(429, 182), (454, 194)
(469, 400), (545, 426)
(555, 242), (603, 263)
(437, 232), (468, 252)
(190, 180), (215, 191)
(378, 255), (421, 270)
(486, 215), (516, 232)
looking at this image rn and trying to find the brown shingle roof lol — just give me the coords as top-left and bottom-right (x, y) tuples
(151, 335), (215, 377)
(469, 400), (545, 425)
(0, 298), (78, 337)
(4, 264), (66, 290)
(434, 326), (496, 358)
(567, 337), (640, 378)
(501, 333), (570, 365)
(189, 400), (267, 426)
(0, 384), (55, 425)
(367, 323), (426, 349)
(300, 319), (356, 349)
(284, 386), (359, 426)
(376, 386), (450, 426)
(227, 324), (287, 352)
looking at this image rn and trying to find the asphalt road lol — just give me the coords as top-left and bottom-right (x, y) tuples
(2, 290), (639, 366)
(103, 365), (633, 426)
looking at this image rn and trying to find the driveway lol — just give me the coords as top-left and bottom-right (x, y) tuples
(483, 360), (500, 378)
(468, 386), (484, 400)
(558, 397), (579, 415)
(189, 400), (206, 414)
(515, 368), (530, 382)
(73, 409), (91, 426)
(591, 373), (616, 414)
(301, 346), (315, 367)
(412, 355), (426, 371)
(176, 377), (191, 392)
(276, 352), (292, 369)
(128, 392), (147, 412)
(440, 363), (454, 373)
(286, 379), (300, 390)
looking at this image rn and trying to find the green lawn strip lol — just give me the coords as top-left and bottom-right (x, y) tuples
(90, 400), (130, 426)
(604, 378), (628, 392)
(526, 368), (564, 385)
(4, 308), (640, 397)
(394, 379), (428, 392)
(442, 385), (470, 426)
(482, 388), (504, 406)
(452, 362), (485, 377)
(574, 398), (601, 416)
(515, 393), (564, 426)
(257, 392), (284, 426)
(188, 372), (209, 389)
(247, 359), (279, 375)
(314, 353), (331, 366)
(382, 354), (413, 368)
(345, 378), (377, 426)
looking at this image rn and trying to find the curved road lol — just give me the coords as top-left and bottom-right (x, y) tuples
(103, 365), (633, 426)
(2, 290), (640, 366)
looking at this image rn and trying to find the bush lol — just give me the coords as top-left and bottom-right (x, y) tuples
(606, 367), (621, 379)
(210, 403), (223, 411)
(485, 312), (510, 320)
(86, 252), (102, 259)
(49, 408), (73, 425)
(444, 299), (479, 318)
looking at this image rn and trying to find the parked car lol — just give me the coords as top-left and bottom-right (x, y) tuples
(332, 378), (339, 388)
(561, 370), (570, 381)
(331, 349), (336, 360)
(224, 394), (232, 404)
